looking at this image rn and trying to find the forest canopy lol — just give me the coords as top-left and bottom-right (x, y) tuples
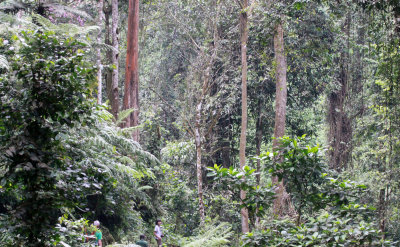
(1, 0), (400, 246)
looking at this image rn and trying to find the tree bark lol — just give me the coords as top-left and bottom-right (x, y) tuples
(272, 21), (295, 218)
(191, 6), (219, 224)
(104, 1), (113, 108)
(195, 101), (205, 225)
(254, 99), (263, 228)
(327, 13), (352, 171)
(96, 0), (104, 104)
(239, 0), (250, 234)
(255, 99), (263, 186)
(123, 0), (140, 141)
(111, 0), (119, 119)
(378, 188), (386, 236)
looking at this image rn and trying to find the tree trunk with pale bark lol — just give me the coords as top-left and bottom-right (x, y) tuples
(272, 21), (296, 218)
(96, 0), (104, 104)
(239, 0), (250, 234)
(195, 101), (205, 225)
(254, 99), (263, 228)
(104, 1), (113, 108)
(111, 0), (119, 119)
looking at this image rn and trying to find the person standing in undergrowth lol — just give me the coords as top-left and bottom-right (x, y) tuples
(136, 234), (149, 247)
(93, 220), (103, 246)
(154, 219), (163, 247)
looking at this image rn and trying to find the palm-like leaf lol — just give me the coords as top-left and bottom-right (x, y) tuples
(0, 1), (93, 20)
(0, 55), (8, 70)
(181, 221), (233, 247)
(66, 108), (159, 185)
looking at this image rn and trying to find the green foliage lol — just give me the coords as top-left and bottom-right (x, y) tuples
(0, 29), (96, 245)
(160, 140), (199, 237)
(2, 0), (400, 245)
(157, 162), (199, 239)
(161, 141), (195, 167)
(64, 107), (160, 242)
(0, 28), (158, 245)
(261, 136), (369, 221)
(0, 54), (8, 70)
(107, 244), (140, 247)
(0, 214), (14, 246)
(54, 216), (90, 247)
(242, 208), (395, 247)
(0, 0), (93, 21)
(240, 136), (396, 246)
(207, 164), (275, 218)
(179, 220), (233, 247)
(261, 136), (327, 214)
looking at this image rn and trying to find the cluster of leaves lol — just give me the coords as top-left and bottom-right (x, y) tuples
(54, 215), (92, 247)
(162, 169), (199, 236)
(261, 135), (369, 220)
(208, 136), (396, 246)
(243, 136), (395, 246)
(242, 208), (395, 247)
(0, 28), (160, 246)
(261, 136), (327, 217)
(63, 108), (159, 243)
(178, 219), (233, 247)
(0, 29), (96, 245)
(207, 164), (275, 219)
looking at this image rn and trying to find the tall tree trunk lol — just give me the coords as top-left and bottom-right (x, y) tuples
(254, 99), (263, 228)
(378, 187), (386, 236)
(104, 1), (113, 107)
(272, 21), (295, 218)
(123, 0), (140, 141)
(239, 0), (249, 234)
(395, 7), (400, 34)
(111, 0), (119, 119)
(194, 43), (217, 226)
(327, 13), (352, 171)
(255, 99), (263, 186)
(191, 7), (219, 224)
(96, 0), (104, 104)
(195, 101), (205, 225)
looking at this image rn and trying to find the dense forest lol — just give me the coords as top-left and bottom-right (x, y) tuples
(1, 0), (400, 246)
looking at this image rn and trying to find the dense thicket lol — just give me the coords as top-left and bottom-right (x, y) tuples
(1, 0), (400, 246)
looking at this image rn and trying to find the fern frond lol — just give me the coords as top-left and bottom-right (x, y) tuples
(0, 12), (35, 31)
(93, 42), (118, 53)
(138, 185), (153, 191)
(117, 156), (136, 166)
(107, 244), (141, 247)
(119, 125), (143, 137)
(61, 108), (160, 219)
(0, 55), (9, 70)
(116, 108), (134, 126)
(57, 24), (99, 37)
(42, 3), (93, 21)
(95, 108), (114, 121)
(31, 14), (98, 41)
(181, 221), (233, 247)
(113, 162), (143, 179)
(86, 135), (115, 154)
(80, 158), (111, 173)
(0, 0), (27, 13)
